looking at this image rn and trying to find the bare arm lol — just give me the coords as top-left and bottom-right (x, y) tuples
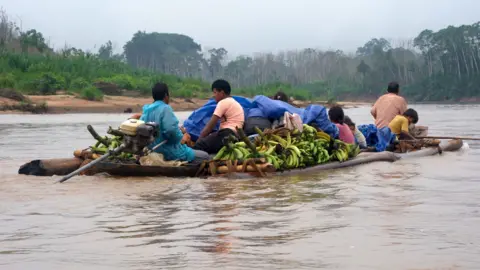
(400, 131), (416, 140)
(199, 115), (220, 139)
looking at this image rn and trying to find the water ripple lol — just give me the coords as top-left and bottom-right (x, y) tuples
(1, 106), (480, 269)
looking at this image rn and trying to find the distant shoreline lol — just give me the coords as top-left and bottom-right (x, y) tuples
(2, 93), (478, 115)
(0, 94), (372, 115)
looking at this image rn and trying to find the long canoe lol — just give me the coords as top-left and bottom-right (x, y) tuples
(18, 139), (464, 178)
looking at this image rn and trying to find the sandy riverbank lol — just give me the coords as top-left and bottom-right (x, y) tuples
(0, 94), (371, 114)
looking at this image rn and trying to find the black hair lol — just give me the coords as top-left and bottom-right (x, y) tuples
(328, 105), (345, 125)
(387, 81), (400, 94)
(152, 82), (169, 101)
(211, 79), (231, 95)
(343, 115), (355, 127)
(403, 108), (418, 124)
(273, 91), (289, 102)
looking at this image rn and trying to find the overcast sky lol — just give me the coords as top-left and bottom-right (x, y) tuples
(2, 0), (480, 57)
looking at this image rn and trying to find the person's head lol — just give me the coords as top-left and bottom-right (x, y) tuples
(328, 105), (345, 125)
(273, 91), (289, 102)
(387, 81), (400, 94)
(343, 115), (356, 132)
(152, 82), (169, 104)
(211, 79), (231, 102)
(403, 108), (418, 124)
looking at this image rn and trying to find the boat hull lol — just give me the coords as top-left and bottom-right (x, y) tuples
(18, 139), (464, 178)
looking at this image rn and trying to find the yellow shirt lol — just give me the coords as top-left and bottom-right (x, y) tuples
(388, 115), (409, 135)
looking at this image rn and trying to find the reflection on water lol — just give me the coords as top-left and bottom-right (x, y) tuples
(1, 105), (479, 270)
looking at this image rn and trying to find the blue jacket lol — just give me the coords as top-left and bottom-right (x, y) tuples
(140, 101), (195, 162)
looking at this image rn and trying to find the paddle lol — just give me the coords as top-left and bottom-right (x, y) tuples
(416, 136), (480, 141)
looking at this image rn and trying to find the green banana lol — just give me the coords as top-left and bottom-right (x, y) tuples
(235, 141), (247, 147)
(233, 148), (244, 160)
(214, 146), (227, 160)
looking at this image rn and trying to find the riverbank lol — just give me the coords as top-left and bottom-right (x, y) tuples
(0, 94), (371, 114)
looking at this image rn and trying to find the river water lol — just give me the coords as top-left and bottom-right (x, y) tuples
(0, 105), (479, 270)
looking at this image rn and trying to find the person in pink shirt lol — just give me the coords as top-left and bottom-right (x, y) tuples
(370, 82), (408, 128)
(328, 106), (355, 144)
(193, 79), (245, 154)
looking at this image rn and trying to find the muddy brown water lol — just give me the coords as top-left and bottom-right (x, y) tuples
(0, 105), (479, 270)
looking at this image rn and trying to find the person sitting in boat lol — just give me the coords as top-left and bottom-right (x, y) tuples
(344, 116), (367, 149)
(370, 81), (407, 128)
(138, 82), (210, 164)
(328, 105), (355, 144)
(244, 107), (272, 137)
(244, 91), (291, 136)
(388, 108), (419, 140)
(272, 91), (289, 102)
(193, 79), (245, 154)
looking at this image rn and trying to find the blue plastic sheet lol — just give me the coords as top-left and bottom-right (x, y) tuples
(184, 95), (340, 142)
(247, 95), (303, 119)
(183, 96), (252, 142)
(302, 105), (339, 139)
(358, 124), (396, 152)
(246, 107), (266, 118)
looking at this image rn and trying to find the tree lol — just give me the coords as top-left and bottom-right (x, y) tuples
(98, 40), (113, 60)
(123, 31), (203, 77)
(206, 47), (228, 79)
(19, 29), (48, 53)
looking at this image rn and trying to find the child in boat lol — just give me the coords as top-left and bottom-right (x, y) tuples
(344, 116), (367, 149)
(328, 105), (355, 144)
(193, 79), (245, 154)
(388, 108), (419, 140)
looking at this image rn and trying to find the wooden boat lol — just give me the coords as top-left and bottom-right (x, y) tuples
(18, 139), (464, 178)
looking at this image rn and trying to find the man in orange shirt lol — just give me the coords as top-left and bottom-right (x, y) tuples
(370, 82), (407, 128)
(193, 79), (245, 154)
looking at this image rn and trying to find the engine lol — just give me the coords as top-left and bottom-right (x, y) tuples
(117, 119), (159, 155)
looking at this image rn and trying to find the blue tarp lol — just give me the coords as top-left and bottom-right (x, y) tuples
(248, 95), (304, 119)
(358, 124), (396, 152)
(302, 105), (339, 139)
(246, 107), (266, 118)
(184, 95), (339, 141)
(183, 96), (252, 142)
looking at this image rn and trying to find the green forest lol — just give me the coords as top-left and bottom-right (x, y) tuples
(1, 8), (479, 102)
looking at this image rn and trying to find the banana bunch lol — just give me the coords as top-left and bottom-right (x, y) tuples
(89, 135), (135, 161)
(257, 144), (283, 170)
(210, 124), (362, 172)
(330, 140), (350, 162)
(301, 124), (318, 141)
(347, 143), (361, 158)
(213, 141), (252, 161)
(271, 132), (303, 169)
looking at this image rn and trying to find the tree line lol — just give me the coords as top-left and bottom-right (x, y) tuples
(1, 7), (479, 101)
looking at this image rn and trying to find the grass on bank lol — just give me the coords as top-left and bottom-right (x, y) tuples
(0, 51), (319, 102)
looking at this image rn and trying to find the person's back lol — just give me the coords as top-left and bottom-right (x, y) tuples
(140, 83), (208, 163)
(216, 97), (244, 132)
(328, 106), (355, 144)
(335, 123), (355, 144)
(194, 79), (245, 154)
(388, 108), (419, 140)
(371, 82), (407, 128)
(388, 114), (409, 136)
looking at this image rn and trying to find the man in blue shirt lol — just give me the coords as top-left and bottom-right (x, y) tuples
(139, 83), (209, 164)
